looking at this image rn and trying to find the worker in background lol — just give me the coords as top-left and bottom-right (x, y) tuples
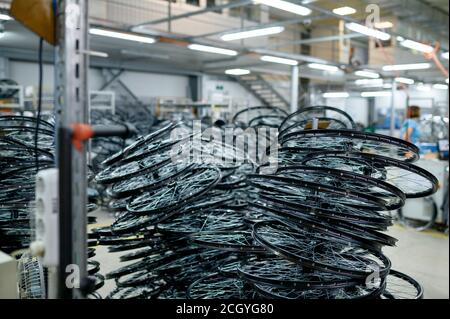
(400, 105), (421, 145)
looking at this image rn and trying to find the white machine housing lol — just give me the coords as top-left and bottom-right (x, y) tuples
(402, 159), (448, 223)
(31, 168), (59, 266)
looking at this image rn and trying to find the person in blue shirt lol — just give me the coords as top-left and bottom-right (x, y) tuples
(400, 105), (421, 145)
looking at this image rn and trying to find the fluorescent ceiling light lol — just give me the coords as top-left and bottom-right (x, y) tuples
(260, 55), (298, 66)
(253, 0), (311, 16)
(308, 63), (339, 72)
(332, 6), (356, 16)
(355, 70), (380, 79)
(397, 36), (405, 42)
(355, 79), (384, 87)
(221, 26), (285, 41)
(442, 52), (449, 60)
(0, 13), (12, 21)
(323, 92), (350, 98)
(85, 50), (109, 58)
(395, 77), (414, 85)
(225, 68), (251, 76)
(345, 22), (391, 41)
(399, 39), (434, 54)
(383, 83), (393, 89)
(188, 44), (238, 56)
(120, 50), (170, 60)
(89, 28), (155, 44)
(361, 91), (392, 97)
(433, 84), (448, 90)
(383, 63), (431, 71)
(446, 78), (449, 84)
(374, 21), (393, 29)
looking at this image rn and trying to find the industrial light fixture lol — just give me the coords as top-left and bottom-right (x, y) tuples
(323, 92), (350, 98)
(395, 77), (415, 85)
(374, 21), (393, 29)
(361, 91), (392, 97)
(355, 79), (384, 87)
(442, 52), (449, 60)
(308, 63), (340, 72)
(188, 44), (238, 56)
(89, 28), (156, 44)
(354, 70), (380, 79)
(383, 63), (431, 71)
(260, 55), (298, 66)
(399, 39), (434, 54)
(345, 22), (391, 41)
(253, 0), (312, 16)
(433, 83), (448, 90)
(221, 26), (285, 41)
(225, 68), (251, 76)
(332, 6), (356, 16)
(0, 13), (12, 21)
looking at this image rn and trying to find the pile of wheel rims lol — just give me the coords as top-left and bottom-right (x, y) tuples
(0, 115), (55, 253)
(0, 115), (105, 297)
(96, 106), (437, 299)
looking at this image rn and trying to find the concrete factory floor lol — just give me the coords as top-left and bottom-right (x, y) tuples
(91, 210), (449, 299)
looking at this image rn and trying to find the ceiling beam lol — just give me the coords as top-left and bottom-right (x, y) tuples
(130, 0), (253, 29)
(263, 33), (365, 50)
(300, 0), (449, 52)
(188, 14), (328, 40)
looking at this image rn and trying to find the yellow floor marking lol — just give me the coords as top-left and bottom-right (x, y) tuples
(392, 223), (448, 239)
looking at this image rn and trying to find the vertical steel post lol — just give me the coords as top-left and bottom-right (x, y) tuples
(390, 80), (396, 136)
(54, 0), (89, 299)
(168, 0), (172, 33)
(290, 65), (299, 113)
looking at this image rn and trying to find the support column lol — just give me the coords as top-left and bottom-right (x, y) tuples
(54, 0), (89, 299)
(0, 57), (9, 78)
(290, 65), (299, 113)
(188, 75), (202, 102)
(390, 80), (396, 136)
(368, 97), (376, 127)
(168, 0), (172, 33)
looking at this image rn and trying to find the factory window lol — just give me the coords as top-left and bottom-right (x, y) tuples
(229, 6), (260, 22)
(207, 0), (223, 13)
(186, 0), (200, 6)
(375, 38), (392, 48)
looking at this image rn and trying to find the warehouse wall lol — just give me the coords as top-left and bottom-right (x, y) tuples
(202, 75), (262, 108)
(7, 61), (261, 108)
(8, 61), (190, 100)
(374, 89), (449, 111)
(100, 70), (190, 100)
(323, 97), (370, 126)
(8, 61), (55, 96)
